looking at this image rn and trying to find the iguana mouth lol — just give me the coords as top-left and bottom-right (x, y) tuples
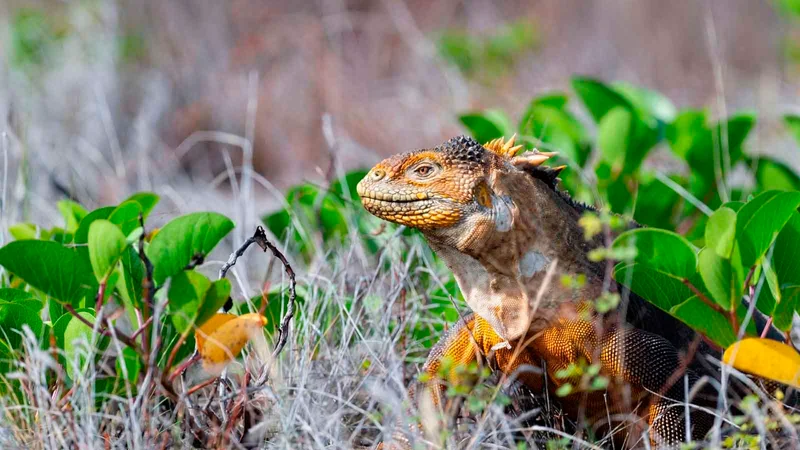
(360, 195), (426, 204)
(358, 191), (430, 203)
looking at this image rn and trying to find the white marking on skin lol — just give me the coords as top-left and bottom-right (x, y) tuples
(492, 195), (513, 232)
(519, 250), (550, 278)
(490, 341), (512, 351)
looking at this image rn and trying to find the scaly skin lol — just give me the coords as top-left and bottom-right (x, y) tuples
(358, 136), (716, 448)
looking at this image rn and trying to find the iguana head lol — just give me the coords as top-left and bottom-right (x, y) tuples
(357, 135), (559, 245)
(358, 136), (598, 342)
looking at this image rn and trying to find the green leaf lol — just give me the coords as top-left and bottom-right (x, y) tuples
(756, 211), (800, 328)
(458, 110), (514, 144)
(108, 201), (143, 236)
(612, 228), (698, 279)
(666, 111), (755, 185)
(0, 288), (44, 372)
(597, 107), (632, 172)
(196, 279), (231, 328)
(612, 229), (699, 312)
(571, 77), (634, 123)
(755, 159), (800, 191)
(774, 286), (800, 331)
(147, 212), (234, 285)
(57, 200), (87, 234)
(0, 240), (96, 307)
(167, 271), (230, 334)
(167, 271), (211, 333)
(62, 309), (96, 379)
(614, 263), (695, 312)
(735, 190), (800, 268)
(116, 247), (144, 310)
(670, 296), (737, 347)
(698, 248), (740, 311)
(9, 223), (48, 241)
(705, 207), (737, 259)
(116, 346), (140, 384)
(123, 192), (159, 219)
(783, 113), (800, 145)
(88, 220), (129, 282)
(612, 82), (677, 124)
(74, 206), (116, 244)
(632, 172), (681, 229)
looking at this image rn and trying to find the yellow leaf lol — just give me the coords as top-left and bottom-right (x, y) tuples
(200, 313), (267, 372)
(195, 313), (237, 350)
(723, 338), (800, 388)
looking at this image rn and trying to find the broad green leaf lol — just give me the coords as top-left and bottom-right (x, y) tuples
(116, 347), (140, 384)
(633, 172), (682, 229)
(168, 271), (211, 333)
(74, 206), (116, 244)
(723, 338), (800, 388)
(612, 228), (697, 279)
(612, 82), (677, 124)
(614, 263), (695, 312)
(0, 240), (96, 307)
(0, 289), (44, 372)
(147, 212), (234, 285)
(755, 159), (800, 191)
(9, 223), (47, 241)
(63, 309), (96, 379)
(88, 220), (128, 282)
(518, 92), (591, 167)
(705, 207), (737, 259)
(597, 107), (632, 172)
(459, 110), (514, 144)
(784, 113), (800, 145)
(666, 111), (755, 185)
(116, 247), (144, 310)
(196, 279), (231, 328)
(774, 286), (800, 331)
(123, 192), (159, 219)
(108, 201), (143, 236)
(57, 200), (87, 233)
(167, 272), (230, 334)
(697, 248), (740, 311)
(571, 77), (633, 123)
(670, 296), (736, 347)
(735, 190), (800, 268)
(756, 212), (800, 327)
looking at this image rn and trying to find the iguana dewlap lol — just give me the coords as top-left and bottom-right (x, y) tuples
(357, 136), (716, 447)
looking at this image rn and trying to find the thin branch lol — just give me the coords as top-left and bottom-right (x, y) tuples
(219, 225), (269, 280)
(63, 304), (139, 350)
(681, 279), (727, 315)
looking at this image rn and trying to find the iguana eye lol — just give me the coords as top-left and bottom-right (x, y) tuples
(408, 162), (440, 180)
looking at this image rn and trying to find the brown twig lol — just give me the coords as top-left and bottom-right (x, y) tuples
(130, 316), (153, 341)
(681, 279), (727, 315)
(218, 226), (297, 358)
(63, 304), (139, 350)
(168, 352), (201, 383)
(186, 376), (218, 396)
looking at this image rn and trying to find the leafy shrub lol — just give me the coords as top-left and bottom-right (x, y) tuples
(458, 76), (800, 387)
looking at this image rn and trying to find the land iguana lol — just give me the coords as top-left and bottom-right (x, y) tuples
(356, 135), (728, 448)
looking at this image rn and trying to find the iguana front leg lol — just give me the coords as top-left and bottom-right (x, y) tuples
(379, 313), (544, 448)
